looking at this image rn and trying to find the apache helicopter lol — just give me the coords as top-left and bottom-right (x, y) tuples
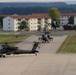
(0, 41), (40, 58)
(51, 21), (60, 29)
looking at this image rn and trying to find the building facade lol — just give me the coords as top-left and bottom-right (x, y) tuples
(3, 13), (76, 31)
(3, 14), (51, 31)
(74, 17), (76, 25)
(60, 13), (76, 25)
(3, 16), (19, 31)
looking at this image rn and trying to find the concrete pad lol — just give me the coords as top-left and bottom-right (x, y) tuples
(16, 35), (39, 50)
(0, 54), (76, 75)
(39, 35), (67, 54)
(16, 35), (67, 54)
(1, 35), (76, 75)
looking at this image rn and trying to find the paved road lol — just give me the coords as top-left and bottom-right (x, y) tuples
(16, 35), (67, 54)
(1, 35), (76, 75)
(0, 31), (76, 36)
(39, 35), (67, 54)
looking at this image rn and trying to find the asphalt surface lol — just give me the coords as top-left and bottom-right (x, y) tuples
(1, 35), (76, 75)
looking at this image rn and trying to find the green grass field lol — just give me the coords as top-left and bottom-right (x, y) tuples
(0, 34), (28, 46)
(57, 35), (76, 53)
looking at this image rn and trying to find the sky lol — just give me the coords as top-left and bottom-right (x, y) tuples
(0, 0), (76, 4)
(0, 0), (75, 2)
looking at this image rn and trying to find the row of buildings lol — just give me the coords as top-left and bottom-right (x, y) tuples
(2, 13), (76, 31)
(3, 14), (51, 31)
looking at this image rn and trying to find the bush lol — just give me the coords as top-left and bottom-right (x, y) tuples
(73, 25), (76, 30)
(63, 25), (73, 30)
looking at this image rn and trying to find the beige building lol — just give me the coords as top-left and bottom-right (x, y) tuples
(3, 14), (51, 31)
(3, 13), (76, 31)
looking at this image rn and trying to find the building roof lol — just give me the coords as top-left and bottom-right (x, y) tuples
(2, 13), (51, 19)
(61, 13), (76, 16)
(9, 15), (31, 19)
(1, 13), (76, 19)
(0, 15), (8, 17)
(31, 13), (50, 18)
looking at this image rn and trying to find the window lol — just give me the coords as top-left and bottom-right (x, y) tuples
(16, 27), (17, 29)
(18, 19), (21, 21)
(9, 23), (10, 25)
(61, 16), (63, 18)
(34, 23), (36, 24)
(34, 26), (36, 28)
(9, 27), (10, 29)
(62, 23), (63, 24)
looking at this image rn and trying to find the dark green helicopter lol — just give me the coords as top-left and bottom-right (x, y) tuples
(0, 41), (40, 58)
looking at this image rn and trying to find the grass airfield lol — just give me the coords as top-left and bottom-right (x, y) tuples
(0, 34), (28, 46)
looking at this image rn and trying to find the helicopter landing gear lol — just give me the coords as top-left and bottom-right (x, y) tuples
(0, 54), (5, 58)
(35, 53), (37, 56)
(3, 55), (5, 57)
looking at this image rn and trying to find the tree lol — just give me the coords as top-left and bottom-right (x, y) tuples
(48, 8), (60, 24)
(0, 16), (4, 28)
(18, 20), (28, 30)
(68, 16), (74, 25)
(37, 26), (42, 31)
(43, 24), (50, 33)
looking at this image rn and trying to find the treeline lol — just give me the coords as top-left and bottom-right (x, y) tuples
(0, 7), (76, 15)
(0, 2), (76, 15)
(0, 7), (49, 15)
(0, 2), (67, 8)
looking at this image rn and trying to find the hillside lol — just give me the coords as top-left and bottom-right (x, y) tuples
(0, 2), (76, 15)
(0, 2), (67, 8)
